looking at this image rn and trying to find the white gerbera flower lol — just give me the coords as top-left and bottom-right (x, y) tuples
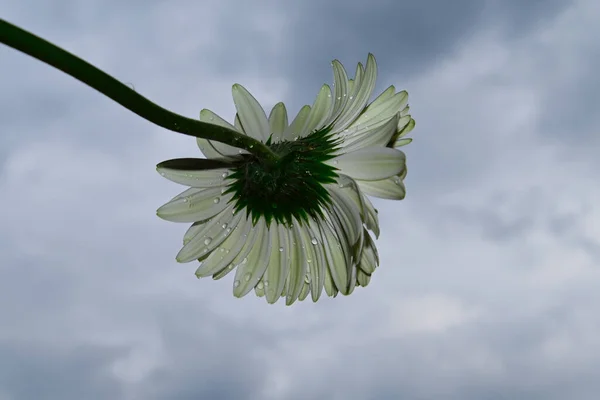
(157, 54), (415, 305)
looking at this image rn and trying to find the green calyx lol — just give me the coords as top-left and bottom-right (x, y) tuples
(225, 127), (341, 226)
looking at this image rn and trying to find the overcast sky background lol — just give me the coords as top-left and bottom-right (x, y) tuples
(1, 0), (600, 399)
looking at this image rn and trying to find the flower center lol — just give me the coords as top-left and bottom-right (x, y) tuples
(225, 128), (340, 226)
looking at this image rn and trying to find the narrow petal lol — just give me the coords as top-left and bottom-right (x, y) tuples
(322, 60), (350, 126)
(232, 84), (270, 141)
(298, 281), (311, 301)
(319, 216), (349, 295)
(254, 279), (266, 297)
(394, 138), (413, 147)
(357, 269), (371, 287)
(233, 218), (271, 297)
(269, 102), (288, 142)
(285, 221), (308, 305)
(264, 223), (290, 304)
(199, 109), (243, 157)
(328, 186), (362, 246)
(299, 221), (325, 302)
(323, 266), (338, 297)
(361, 85), (395, 111)
(361, 193), (380, 238)
(157, 165), (231, 188)
(213, 221), (259, 281)
(283, 105), (311, 141)
(354, 90), (408, 127)
(357, 175), (406, 200)
(339, 114), (399, 153)
(396, 117), (416, 139)
(156, 187), (234, 223)
(329, 147), (406, 181)
(195, 215), (252, 277)
(301, 84), (332, 136)
(358, 231), (378, 274)
(332, 54), (377, 132)
(176, 204), (242, 263)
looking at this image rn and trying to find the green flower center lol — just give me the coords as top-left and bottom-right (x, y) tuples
(226, 127), (340, 226)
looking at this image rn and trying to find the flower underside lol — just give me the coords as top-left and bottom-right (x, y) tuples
(225, 127), (340, 226)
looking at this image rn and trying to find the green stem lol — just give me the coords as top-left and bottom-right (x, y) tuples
(0, 19), (279, 164)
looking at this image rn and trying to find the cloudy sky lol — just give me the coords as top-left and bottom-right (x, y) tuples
(1, 0), (600, 398)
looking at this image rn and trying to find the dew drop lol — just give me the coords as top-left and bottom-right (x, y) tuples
(244, 273), (251, 282)
(242, 257), (248, 264)
(228, 265), (234, 270)
(279, 247), (284, 252)
(182, 197), (189, 203)
(213, 197), (221, 204)
(220, 248), (225, 253)
(234, 280), (240, 288)
(333, 160), (339, 165)
(221, 188), (227, 194)
(264, 280), (269, 287)
(249, 144), (254, 149)
(160, 172), (165, 176)
(337, 96), (341, 100)
(204, 237), (212, 245)
(311, 238), (318, 245)
(257, 281), (264, 289)
(209, 116), (214, 121)
(226, 228), (232, 233)
(304, 274), (311, 283)
(222, 172), (228, 178)
(349, 96), (354, 100)
(238, 149), (243, 154)
(222, 223), (228, 229)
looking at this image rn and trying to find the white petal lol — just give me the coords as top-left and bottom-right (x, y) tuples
(299, 221), (325, 302)
(195, 215), (252, 277)
(232, 84), (270, 141)
(298, 281), (310, 301)
(233, 218), (271, 297)
(199, 109), (243, 157)
(323, 265), (338, 297)
(361, 193), (380, 238)
(357, 175), (406, 200)
(354, 90), (408, 126)
(285, 221), (308, 305)
(283, 105), (311, 141)
(396, 117), (415, 139)
(339, 114), (399, 153)
(332, 54), (377, 132)
(328, 186), (362, 246)
(357, 269), (371, 287)
(358, 231), (378, 274)
(269, 102), (288, 142)
(176, 204), (242, 263)
(213, 219), (259, 281)
(394, 138), (413, 147)
(156, 187), (233, 223)
(322, 60), (350, 126)
(301, 84), (332, 136)
(196, 139), (225, 159)
(254, 279), (266, 297)
(264, 223), (290, 304)
(361, 85), (395, 111)
(319, 216), (349, 295)
(329, 147), (406, 181)
(157, 166), (231, 188)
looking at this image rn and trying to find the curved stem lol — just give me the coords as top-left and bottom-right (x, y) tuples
(0, 19), (279, 164)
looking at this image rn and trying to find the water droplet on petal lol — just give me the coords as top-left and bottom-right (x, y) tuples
(222, 172), (228, 178)
(279, 247), (284, 252)
(304, 274), (311, 283)
(234, 280), (240, 287)
(213, 197), (220, 204)
(222, 223), (228, 229)
(264, 280), (269, 287)
(311, 238), (318, 245)
(244, 273), (251, 282)
(204, 237), (212, 245)
(160, 172), (166, 176)
(333, 160), (339, 165)
(257, 281), (264, 289)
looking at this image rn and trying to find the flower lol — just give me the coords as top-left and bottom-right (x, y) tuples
(156, 54), (415, 305)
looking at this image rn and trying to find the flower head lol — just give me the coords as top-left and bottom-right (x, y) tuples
(157, 54), (415, 305)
